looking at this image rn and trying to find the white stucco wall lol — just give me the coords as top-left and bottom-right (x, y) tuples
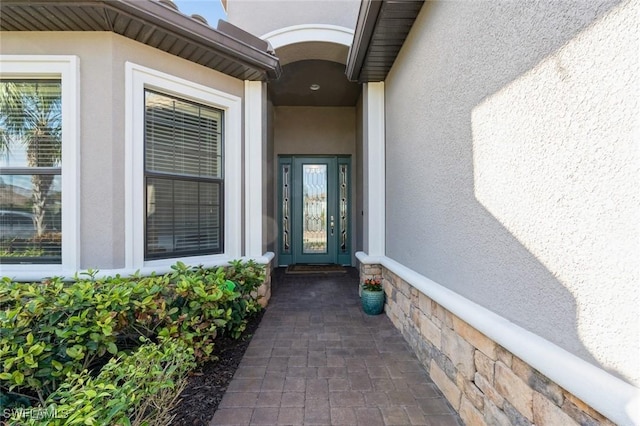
(384, 0), (639, 387)
(226, 0), (359, 37)
(0, 32), (244, 270)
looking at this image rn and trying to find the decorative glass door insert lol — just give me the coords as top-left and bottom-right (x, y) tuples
(302, 164), (327, 254)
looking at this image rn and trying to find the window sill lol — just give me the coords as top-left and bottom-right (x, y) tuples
(0, 264), (67, 282)
(0, 252), (275, 282)
(141, 253), (234, 272)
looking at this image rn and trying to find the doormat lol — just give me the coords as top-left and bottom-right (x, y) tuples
(285, 264), (347, 274)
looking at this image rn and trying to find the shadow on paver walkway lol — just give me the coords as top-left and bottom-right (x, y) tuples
(210, 268), (463, 426)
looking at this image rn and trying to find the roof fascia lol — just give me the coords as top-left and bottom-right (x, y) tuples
(108, 1), (280, 77)
(0, 0), (281, 80)
(345, 0), (383, 83)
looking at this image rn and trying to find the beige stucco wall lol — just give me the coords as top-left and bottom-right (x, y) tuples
(0, 32), (244, 269)
(226, 0), (359, 37)
(384, 0), (639, 387)
(273, 106), (355, 156)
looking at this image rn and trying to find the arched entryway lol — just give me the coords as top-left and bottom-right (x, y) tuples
(261, 25), (362, 267)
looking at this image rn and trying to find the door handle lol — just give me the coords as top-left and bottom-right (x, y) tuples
(330, 216), (334, 236)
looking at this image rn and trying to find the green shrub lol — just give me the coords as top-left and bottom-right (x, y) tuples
(158, 262), (237, 360)
(0, 274), (166, 401)
(9, 339), (196, 426)
(0, 260), (266, 410)
(225, 259), (266, 296)
(221, 260), (265, 338)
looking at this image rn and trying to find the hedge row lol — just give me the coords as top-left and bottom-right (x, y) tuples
(0, 260), (265, 425)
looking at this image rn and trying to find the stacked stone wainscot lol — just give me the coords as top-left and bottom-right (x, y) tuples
(255, 263), (272, 307)
(360, 263), (616, 426)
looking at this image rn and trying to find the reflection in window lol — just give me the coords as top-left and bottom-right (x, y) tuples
(339, 163), (348, 254)
(302, 164), (327, 254)
(0, 80), (62, 263)
(144, 90), (223, 259)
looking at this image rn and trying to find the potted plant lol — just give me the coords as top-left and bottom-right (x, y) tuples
(361, 278), (384, 315)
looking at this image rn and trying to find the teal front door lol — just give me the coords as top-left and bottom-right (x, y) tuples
(278, 156), (351, 265)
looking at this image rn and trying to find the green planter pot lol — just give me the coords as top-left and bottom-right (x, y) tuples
(361, 289), (385, 315)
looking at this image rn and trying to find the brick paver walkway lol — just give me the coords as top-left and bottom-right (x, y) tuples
(210, 268), (462, 426)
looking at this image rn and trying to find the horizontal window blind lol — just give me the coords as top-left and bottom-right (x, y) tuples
(145, 91), (221, 178)
(144, 90), (223, 259)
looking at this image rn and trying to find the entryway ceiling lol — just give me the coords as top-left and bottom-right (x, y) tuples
(268, 59), (361, 107)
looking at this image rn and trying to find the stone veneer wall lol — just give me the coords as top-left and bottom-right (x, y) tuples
(256, 262), (272, 308)
(359, 263), (615, 426)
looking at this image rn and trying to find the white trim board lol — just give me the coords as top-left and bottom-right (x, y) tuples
(261, 24), (354, 49)
(124, 62), (242, 271)
(0, 55), (81, 277)
(244, 80), (264, 257)
(363, 82), (385, 256)
(356, 252), (640, 426)
(2, 252), (275, 283)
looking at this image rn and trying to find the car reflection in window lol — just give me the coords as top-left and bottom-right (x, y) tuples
(0, 210), (36, 238)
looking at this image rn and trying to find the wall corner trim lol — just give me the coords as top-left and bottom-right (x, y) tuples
(244, 80), (264, 257)
(363, 82), (385, 257)
(355, 251), (640, 426)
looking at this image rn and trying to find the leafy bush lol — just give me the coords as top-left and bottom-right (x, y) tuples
(222, 260), (266, 338)
(158, 262), (238, 360)
(12, 339), (196, 426)
(225, 259), (266, 296)
(0, 260), (266, 416)
(0, 274), (166, 401)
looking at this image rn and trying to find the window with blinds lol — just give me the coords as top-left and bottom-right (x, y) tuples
(0, 79), (62, 264)
(144, 90), (223, 259)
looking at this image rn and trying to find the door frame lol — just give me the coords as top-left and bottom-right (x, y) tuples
(277, 155), (351, 266)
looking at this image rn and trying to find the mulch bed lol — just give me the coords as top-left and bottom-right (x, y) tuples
(171, 310), (264, 425)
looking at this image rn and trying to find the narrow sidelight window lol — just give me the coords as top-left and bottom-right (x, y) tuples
(144, 90), (223, 259)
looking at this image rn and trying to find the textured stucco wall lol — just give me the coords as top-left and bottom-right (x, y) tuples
(0, 32), (243, 269)
(273, 106), (356, 156)
(226, 0), (359, 37)
(384, 0), (639, 386)
(1, 32), (117, 268)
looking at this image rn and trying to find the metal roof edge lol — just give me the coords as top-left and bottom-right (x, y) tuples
(345, 0), (383, 83)
(0, 0), (281, 81)
(345, 0), (424, 84)
(102, 0), (282, 80)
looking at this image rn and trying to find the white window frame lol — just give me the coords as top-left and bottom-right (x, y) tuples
(124, 62), (242, 270)
(0, 55), (80, 276)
